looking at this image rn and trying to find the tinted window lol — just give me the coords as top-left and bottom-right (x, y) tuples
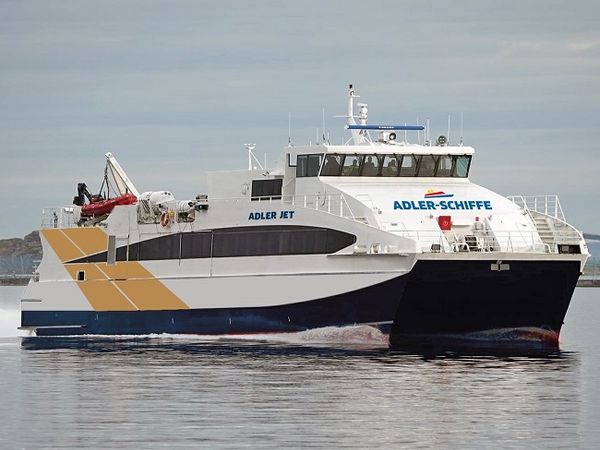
(361, 155), (380, 176)
(86, 252), (107, 263)
(307, 154), (322, 177)
(381, 155), (399, 176)
(116, 246), (128, 262)
(181, 232), (212, 259)
(139, 234), (181, 260)
(436, 155), (453, 177)
(417, 155), (438, 177)
(296, 155), (308, 177)
(127, 242), (139, 261)
(454, 155), (471, 177)
(67, 227), (356, 262)
(341, 154), (363, 176)
(399, 155), (419, 177)
(296, 154), (322, 177)
(251, 179), (283, 200)
(212, 226), (356, 257)
(321, 154), (344, 176)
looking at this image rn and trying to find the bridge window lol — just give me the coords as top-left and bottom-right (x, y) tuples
(417, 155), (438, 177)
(399, 155), (419, 177)
(454, 155), (471, 178)
(341, 154), (363, 176)
(437, 155), (453, 177)
(306, 153), (472, 178)
(361, 154), (380, 176)
(321, 154), (344, 176)
(297, 154), (323, 177)
(381, 155), (399, 176)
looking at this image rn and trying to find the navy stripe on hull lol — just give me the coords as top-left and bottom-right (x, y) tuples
(22, 273), (409, 336)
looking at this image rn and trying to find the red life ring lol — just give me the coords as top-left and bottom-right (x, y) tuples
(160, 211), (171, 227)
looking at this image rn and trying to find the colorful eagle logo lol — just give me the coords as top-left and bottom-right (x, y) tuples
(424, 189), (454, 198)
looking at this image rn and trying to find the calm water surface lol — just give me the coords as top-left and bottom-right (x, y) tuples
(0, 287), (599, 449)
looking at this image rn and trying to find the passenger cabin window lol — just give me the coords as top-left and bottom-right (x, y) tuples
(318, 153), (472, 178)
(69, 226), (357, 262)
(251, 179), (282, 200)
(296, 154), (323, 177)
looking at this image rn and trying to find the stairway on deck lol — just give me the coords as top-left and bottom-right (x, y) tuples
(532, 215), (555, 246)
(532, 213), (581, 246)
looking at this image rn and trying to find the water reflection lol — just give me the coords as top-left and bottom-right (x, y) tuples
(20, 334), (574, 362)
(5, 332), (583, 449)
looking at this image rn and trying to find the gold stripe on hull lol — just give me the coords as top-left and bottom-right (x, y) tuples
(43, 227), (189, 311)
(41, 229), (86, 263)
(64, 264), (138, 311)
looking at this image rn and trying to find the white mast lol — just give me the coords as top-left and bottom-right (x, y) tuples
(244, 143), (264, 171)
(347, 84), (364, 145)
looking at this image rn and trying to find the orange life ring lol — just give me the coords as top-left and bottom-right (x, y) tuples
(160, 211), (171, 227)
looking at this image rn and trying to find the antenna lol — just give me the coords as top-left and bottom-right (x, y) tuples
(426, 118), (431, 146)
(288, 113), (292, 147)
(460, 112), (464, 146)
(322, 108), (326, 143)
(447, 114), (451, 145)
(417, 116), (421, 145)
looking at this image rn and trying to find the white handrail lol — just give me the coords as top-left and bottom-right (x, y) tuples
(507, 195), (565, 222)
(390, 228), (582, 254)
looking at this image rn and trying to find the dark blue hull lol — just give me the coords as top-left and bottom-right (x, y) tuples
(22, 259), (581, 342)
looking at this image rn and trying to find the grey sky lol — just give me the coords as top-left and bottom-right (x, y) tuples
(1, 0), (599, 238)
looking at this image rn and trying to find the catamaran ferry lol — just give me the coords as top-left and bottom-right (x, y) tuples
(20, 86), (589, 345)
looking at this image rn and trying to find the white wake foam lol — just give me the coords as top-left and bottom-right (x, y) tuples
(0, 286), (26, 337)
(0, 308), (26, 338)
(46, 325), (390, 348)
(192, 325), (390, 348)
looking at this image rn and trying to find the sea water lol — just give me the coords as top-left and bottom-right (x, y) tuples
(0, 286), (599, 448)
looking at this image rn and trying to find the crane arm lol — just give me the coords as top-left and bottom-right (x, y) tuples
(104, 152), (140, 198)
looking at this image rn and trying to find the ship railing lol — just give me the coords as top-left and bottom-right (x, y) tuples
(40, 207), (78, 229)
(391, 228), (581, 254)
(507, 195), (565, 222)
